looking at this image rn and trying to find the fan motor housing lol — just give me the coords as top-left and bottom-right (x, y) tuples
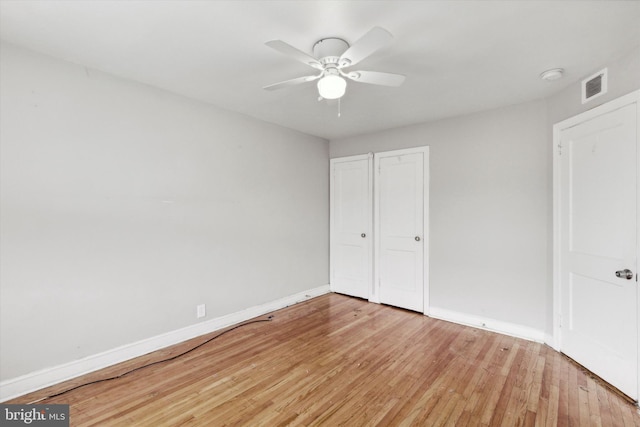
(313, 38), (349, 66)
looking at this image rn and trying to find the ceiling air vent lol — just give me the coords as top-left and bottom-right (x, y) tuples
(581, 68), (608, 104)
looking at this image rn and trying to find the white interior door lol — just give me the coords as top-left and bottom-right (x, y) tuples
(375, 147), (429, 312)
(330, 155), (372, 299)
(556, 94), (638, 400)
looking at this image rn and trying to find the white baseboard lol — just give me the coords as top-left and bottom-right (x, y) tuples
(428, 306), (546, 343)
(545, 333), (558, 350)
(0, 285), (330, 402)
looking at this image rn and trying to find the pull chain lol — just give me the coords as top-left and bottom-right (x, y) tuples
(338, 97), (341, 118)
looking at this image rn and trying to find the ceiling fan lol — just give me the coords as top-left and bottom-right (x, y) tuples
(263, 27), (405, 100)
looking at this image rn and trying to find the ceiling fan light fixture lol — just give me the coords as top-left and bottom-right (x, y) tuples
(265, 27), (403, 101)
(317, 75), (346, 99)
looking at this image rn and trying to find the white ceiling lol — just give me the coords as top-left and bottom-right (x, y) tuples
(1, 1), (639, 140)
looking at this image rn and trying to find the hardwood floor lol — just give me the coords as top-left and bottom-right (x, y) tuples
(10, 293), (640, 426)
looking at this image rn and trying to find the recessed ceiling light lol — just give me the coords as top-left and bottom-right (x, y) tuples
(540, 68), (564, 81)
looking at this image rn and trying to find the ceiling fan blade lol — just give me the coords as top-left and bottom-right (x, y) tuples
(265, 40), (323, 70)
(263, 74), (321, 91)
(344, 70), (405, 87)
(339, 27), (394, 67)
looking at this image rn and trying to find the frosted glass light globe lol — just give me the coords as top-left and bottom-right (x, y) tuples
(317, 75), (346, 99)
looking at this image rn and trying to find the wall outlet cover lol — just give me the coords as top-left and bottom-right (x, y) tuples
(196, 304), (206, 318)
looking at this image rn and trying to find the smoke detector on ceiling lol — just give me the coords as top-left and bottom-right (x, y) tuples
(539, 68), (564, 81)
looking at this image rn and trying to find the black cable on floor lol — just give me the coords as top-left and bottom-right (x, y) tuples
(28, 315), (274, 404)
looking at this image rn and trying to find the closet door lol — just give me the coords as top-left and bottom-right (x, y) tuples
(375, 147), (429, 313)
(330, 155), (373, 299)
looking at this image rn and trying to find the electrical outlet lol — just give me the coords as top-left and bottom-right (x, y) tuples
(196, 304), (206, 319)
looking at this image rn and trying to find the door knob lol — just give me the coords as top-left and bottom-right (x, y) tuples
(615, 269), (633, 280)
(361, 233), (366, 238)
(415, 236), (421, 242)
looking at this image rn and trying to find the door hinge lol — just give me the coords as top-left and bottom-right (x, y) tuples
(557, 143), (562, 156)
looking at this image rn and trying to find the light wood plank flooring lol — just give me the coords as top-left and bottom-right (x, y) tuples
(10, 293), (640, 426)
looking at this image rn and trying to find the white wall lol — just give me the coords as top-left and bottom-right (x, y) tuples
(331, 100), (550, 333)
(0, 43), (329, 381)
(330, 46), (640, 339)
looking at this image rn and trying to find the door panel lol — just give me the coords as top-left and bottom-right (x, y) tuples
(568, 120), (635, 259)
(559, 101), (637, 399)
(376, 150), (426, 312)
(385, 250), (417, 291)
(330, 156), (372, 299)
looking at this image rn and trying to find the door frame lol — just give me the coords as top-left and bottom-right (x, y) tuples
(372, 146), (430, 314)
(552, 90), (640, 394)
(329, 153), (374, 299)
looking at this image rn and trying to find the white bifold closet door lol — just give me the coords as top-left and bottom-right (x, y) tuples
(329, 154), (373, 300)
(375, 148), (428, 312)
(330, 147), (429, 313)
